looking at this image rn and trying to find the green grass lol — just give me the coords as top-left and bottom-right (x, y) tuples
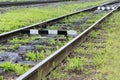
(93, 12), (120, 80)
(25, 50), (46, 61)
(65, 57), (83, 71)
(48, 11), (120, 80)
(8, 36), (35, 44)
(62, 12), (90, 23)
(0, 61), (29, 75)
(0, 0), (109, 34)
(86, 13), (106, 24)
(0, 76), (3, 80)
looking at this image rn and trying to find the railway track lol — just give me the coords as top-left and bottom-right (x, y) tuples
(0, 0), (65, 7)
(0, 1), (119, 80)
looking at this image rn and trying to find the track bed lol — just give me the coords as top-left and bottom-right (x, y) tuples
(0, 1), (119, 80)
(47, 9), (120, 80)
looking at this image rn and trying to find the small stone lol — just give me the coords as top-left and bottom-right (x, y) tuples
(18, 61), (38, 66)
(18, 45), (34, 51)
(0, 52), (22, 62)
(0, 57), (4, 61)
(0, 69), (3, 74)
(29, 40), (43, 45)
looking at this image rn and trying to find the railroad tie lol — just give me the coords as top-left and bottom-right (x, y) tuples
(97, 6), (115, 10)
(21, 29), (77, 36)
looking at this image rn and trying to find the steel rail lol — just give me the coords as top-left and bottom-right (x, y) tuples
(0, 0), (65, 7)
(0, 7), (96, 43)
(16, 3), (120, 80)
(0, 1), (117, 43)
